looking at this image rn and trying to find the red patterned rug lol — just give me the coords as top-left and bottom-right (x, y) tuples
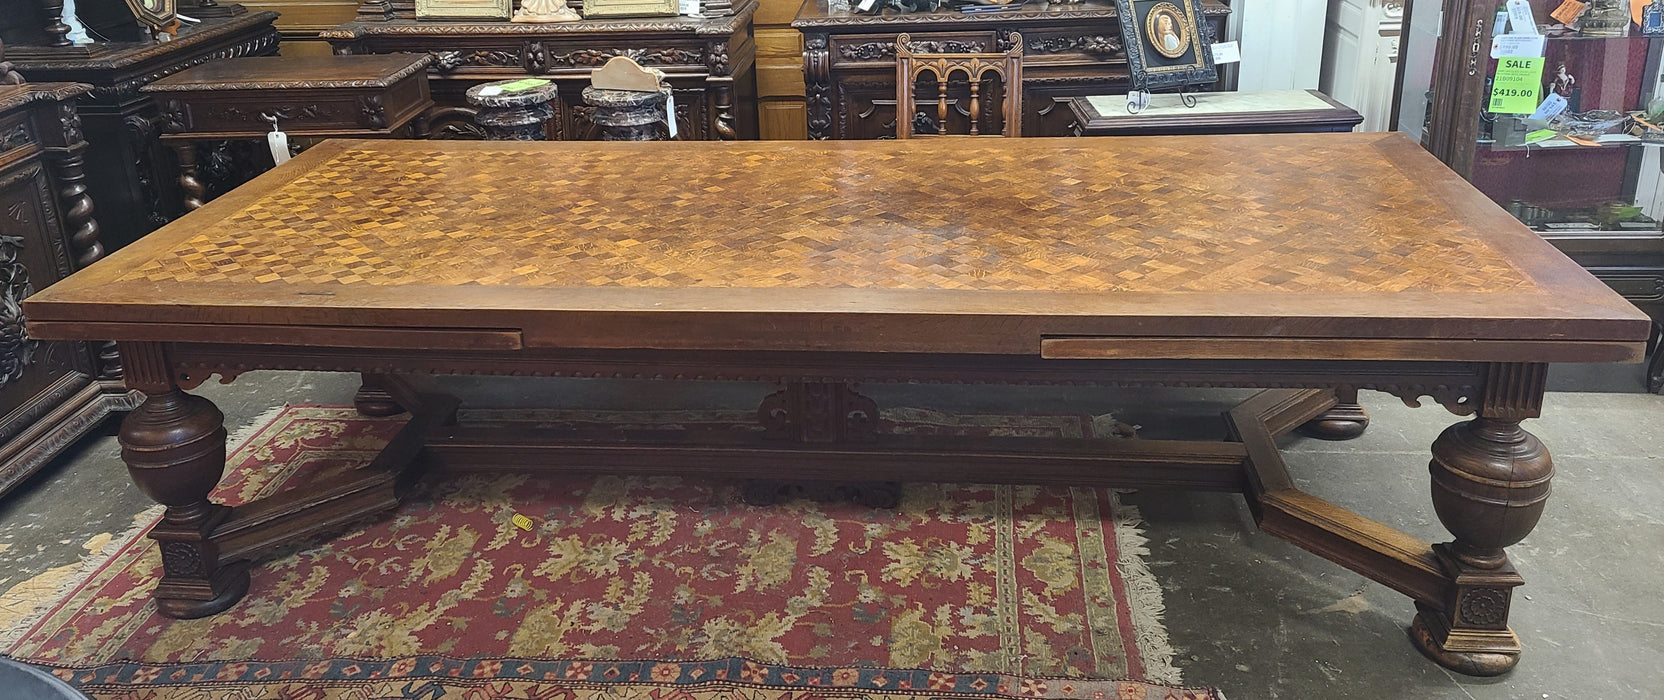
(1, 405), (1220, 700)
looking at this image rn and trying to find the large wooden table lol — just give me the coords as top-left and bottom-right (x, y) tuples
(24, 135), (1649, 677)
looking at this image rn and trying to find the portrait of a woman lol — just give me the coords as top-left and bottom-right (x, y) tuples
(1144, 4), (1189, 59)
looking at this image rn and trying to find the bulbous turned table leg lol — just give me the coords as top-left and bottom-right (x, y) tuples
(119, 388), (249, 618)
(354, 373), (406, 417)
(1411, 415), (1552, 676)
(1300, 387), (1370, 440)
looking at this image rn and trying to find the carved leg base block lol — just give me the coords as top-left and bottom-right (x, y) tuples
(154, 562), (251, 619)
(741, 480), (902, 509)
(1409, 606), (1521, 677)
(1300, 402), (1370, 440)
(354, 383), (406, 417)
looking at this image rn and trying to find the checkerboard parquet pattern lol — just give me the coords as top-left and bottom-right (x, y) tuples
(119, 142), (1535, 293)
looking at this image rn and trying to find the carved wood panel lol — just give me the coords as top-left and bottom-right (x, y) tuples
(0, 162), (80, 438)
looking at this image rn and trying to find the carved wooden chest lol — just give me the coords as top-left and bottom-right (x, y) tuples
(322, 0), (759, 141)
(0, 83), (139, 497)
(792, 0), (1226, 139)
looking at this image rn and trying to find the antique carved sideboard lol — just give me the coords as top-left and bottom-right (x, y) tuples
(323, 0), (759, 141)
(0, 82), (139, 496)
(4, 11), (281, 251)
(793, 0), (1227, 139)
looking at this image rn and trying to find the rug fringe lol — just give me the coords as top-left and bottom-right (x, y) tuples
(0, 403), (292, 652)
(1109, 491), (1181, 686)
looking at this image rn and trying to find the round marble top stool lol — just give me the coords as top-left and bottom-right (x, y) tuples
(581, 86), (671, 141)
(465, 80), (560, 141)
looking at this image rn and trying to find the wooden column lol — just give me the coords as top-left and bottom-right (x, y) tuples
(1410, 363), (1551, 676)
(116, 342), (249, 618)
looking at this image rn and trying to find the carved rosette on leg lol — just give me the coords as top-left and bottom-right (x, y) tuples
(1412, 363), (1552, 676)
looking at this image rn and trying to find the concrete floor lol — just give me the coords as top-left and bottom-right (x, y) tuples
(0, 367), (1659, 699)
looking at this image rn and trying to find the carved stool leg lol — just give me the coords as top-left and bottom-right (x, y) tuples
(1410, 406), (1552, 675)
(171, 141), (207, 212)
(354, 373), (407, 417)
(120, 387), (248, 618)
(1300, 387), (1370, 440)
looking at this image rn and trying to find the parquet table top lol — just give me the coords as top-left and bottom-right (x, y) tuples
(119, 138), (1524, 294)
(24, 134), (1651, 358)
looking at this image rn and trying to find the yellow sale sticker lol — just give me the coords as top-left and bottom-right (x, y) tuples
(1490, 57), (1545, 114)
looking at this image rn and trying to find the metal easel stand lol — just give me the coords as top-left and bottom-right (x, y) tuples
(1125, 69), (1204, 115)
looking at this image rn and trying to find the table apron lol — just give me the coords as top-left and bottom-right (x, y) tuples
(158, 342), (1495, 415)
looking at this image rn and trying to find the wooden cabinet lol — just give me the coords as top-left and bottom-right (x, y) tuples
(793, 0), (1227, 139)
(1407, 0), (1664, 390)
(323, 0), (760, 141)
(755, 0), (807, 138)
(0, 83), (139, 496)
(4, 12), (282, 251)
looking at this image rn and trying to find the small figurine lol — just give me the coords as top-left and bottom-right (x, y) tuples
(512, 0), (582, 23)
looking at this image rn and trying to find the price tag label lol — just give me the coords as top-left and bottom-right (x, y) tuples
(498, 78), (551, 93)
(1489, 56), (1545, 114)
(1507, 0), (1540, 33)
(1126, 90), (1151, 113)
(1528, 92), (1569, 121)
(665, 90), (678, 139)
(1550, 0), (1587, 25)
(1209, 41), (1241, 64)
(1491, 34), (1545, 59)
(266, 130), (290, 165)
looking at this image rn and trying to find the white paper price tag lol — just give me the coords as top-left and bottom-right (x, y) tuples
(1208, 41), (1240, 64)
(1506, 0), (1539, 34)
(1528, 92), (1569, 121)
(665, 91), (678, 139)
(857, 0), (876, 11)
(679, 0), (699, 15)
(1126, 90), (1151, 113)
(1491, 34), (1545, 58)
(266, 130), (291, 166)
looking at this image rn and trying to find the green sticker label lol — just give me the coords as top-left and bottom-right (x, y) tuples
(1525, 129), (1557, 143)
(1489, 57), (1544, 115)
(497, 78), (551, 93)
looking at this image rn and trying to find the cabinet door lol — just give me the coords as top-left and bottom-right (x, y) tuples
(0, 157), (89, 444)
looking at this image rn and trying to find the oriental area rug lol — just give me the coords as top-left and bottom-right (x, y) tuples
(1, 405), (1221, 700)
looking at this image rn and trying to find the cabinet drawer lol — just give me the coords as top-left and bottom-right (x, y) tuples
(830, 32), (998, 68)
(758, 29), (805, 97)
(1019, 28), (1124, 65)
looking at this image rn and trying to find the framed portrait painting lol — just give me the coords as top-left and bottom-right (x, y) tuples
(1113, 0), (1216, 91)
(415, 0), (513, 20)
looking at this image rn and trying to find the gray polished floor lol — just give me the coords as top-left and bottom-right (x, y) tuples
(1, 367), (1658, 699)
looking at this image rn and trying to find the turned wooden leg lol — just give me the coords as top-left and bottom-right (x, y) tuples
(354, 373), (407, 417)
(117, 342), (248, 618)
(1410, 409), (1552, 676)
(120, 388), (249, 618)
(172, 141), (206, 212)
(1300, 387), (1369, 440)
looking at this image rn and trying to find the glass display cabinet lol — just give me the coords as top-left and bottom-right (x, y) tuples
(1403, 0), (1664, 390)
